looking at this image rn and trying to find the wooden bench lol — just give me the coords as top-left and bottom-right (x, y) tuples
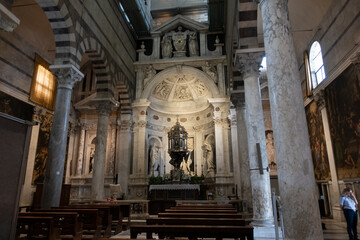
(130, 224), (254, 240)
(90, 202), (131, 233)
(16, 216), (60, 240)
(63, 205), (112, 237)
(147, 216), (246, 226)
(165, 208), (238, 213)
(18, 212), (81, 240)
(176, 203), (234, 208)
(36, 208), (102, 240)
(158, 212), (244, 218)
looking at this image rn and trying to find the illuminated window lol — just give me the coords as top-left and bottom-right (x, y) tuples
(309, 41), (326, 88)
(30, 55), (56, 110)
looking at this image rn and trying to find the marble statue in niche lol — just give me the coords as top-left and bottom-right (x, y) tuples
(202, 143), (215, 175)
(143, 65), (156, 86)
(161, 35), (172, 58)
(149, 144), (162, 177)
(153, 80), (172, 100)
(189, 32), (199, 56)
(202, 62), (218, 83)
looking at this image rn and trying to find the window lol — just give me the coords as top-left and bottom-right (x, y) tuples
(309, 41), (326, 88)
(30, 55), (56, 110)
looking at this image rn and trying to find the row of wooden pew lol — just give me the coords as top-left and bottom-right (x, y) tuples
(130, 203), (254, 240)
(16, 202), (130, 240)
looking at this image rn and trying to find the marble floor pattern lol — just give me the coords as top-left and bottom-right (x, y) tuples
(111, 218), (359, 240)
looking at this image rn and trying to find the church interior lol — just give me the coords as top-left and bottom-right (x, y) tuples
(0, 0), (359, 239)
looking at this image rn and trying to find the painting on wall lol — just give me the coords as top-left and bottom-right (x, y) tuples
(32, 112), (53, 185)
(325, 64), (360, 180)
(306, 101), (331, 180)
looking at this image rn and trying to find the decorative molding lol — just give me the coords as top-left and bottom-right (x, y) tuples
(0, 3), (20, 32)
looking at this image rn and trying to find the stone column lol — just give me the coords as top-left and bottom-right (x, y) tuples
(65, 122), (76, 184)
(129, 101), (150, 199)
(239, 52), (273, 225)
(315, 91), (342, 220)
(209, 98), (232, 199)
(76, 124), (86, 175)
(91, 101), (114, 201)
(20, 107), (42, 206)
(41, 65), (83, 208)
(259, 0), (323, 238)
(117, 115), (132, 195)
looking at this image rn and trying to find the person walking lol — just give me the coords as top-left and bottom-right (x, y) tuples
(340, 187), (359, 240)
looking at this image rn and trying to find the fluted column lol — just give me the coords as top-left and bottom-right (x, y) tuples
(239, 52), (273, 225)
(117, 115), (132, 195)
(91, 101), (114, 201)
(41, 65), (83, 208)
(259, 0), (323, 238)
(76, 124), (86, 175)
(315, 91), (342, 220)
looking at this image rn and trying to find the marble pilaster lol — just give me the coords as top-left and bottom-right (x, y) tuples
(209, 98), (232, 199)
(315, 91), (342, 221)
(20, 107), (42, 206)
(194, 126), (204, 176)
(217, 63), (225, 96)
(106, 123), (117, 176)
(135, 68), (144, 99)
(230, 108), (241, 195)
(236, 100), (253, 211)
(65, 123), (76, 184)
(239, 52), (273, 225)
(41, 65), (83, 208)
(91, 101), (114, 201)
(129, 100), (150, 199)
(259, 0), (323, 238)
(76, 124), (86, 175)
(117, 115), (132, 196)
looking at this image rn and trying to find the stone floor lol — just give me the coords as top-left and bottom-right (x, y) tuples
(111, 218), (358, 240)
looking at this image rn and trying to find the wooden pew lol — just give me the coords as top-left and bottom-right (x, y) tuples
(147, 216), (246, 226)
(64, 205), (112, 237)
(130, 224), (254, 240)
(165, 208), (238, 213)
(158, 212), (244, 219)
(18, 212), (81, 240)
(16, 216), (60, 240)
(170, 206), (237, 211)
(176, 203), (234, 208)
(35, 208), (102, 240)
(90, 202), (131, 233)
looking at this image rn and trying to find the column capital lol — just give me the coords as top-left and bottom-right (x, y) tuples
(236, 52), (264, 78)
(50, 64), (84, 89)
(314, 90), (326, 111)
(231, 93), (246, 109)
(95, 100), (115, 116)
(32, 106), (46, 123)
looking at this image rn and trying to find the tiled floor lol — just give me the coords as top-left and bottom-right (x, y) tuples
(112, 218), (358, 240)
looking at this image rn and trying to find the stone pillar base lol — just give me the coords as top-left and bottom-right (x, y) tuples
(332, 205), (345, 222)
(128, 175), (148, 200)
